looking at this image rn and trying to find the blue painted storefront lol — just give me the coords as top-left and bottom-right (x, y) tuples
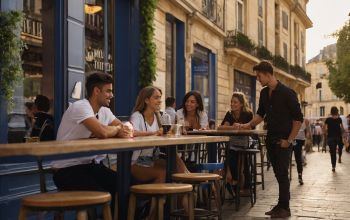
(0, 0), (144, 218)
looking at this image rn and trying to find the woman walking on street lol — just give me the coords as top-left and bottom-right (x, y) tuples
(324, 106), (345, 172)
(293, 119), (311, 185)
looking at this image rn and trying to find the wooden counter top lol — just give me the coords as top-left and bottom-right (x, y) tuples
(0, 135), (229, 157)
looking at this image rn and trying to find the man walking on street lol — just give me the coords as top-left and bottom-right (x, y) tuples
(238, 61), (303, 218)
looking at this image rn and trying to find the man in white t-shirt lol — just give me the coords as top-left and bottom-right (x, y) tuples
(52, 72), (133, 212)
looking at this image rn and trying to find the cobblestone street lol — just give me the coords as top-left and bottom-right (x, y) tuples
(222, 147), (350, 219)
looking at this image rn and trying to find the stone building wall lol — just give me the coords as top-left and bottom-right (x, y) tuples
(153, 0), (312, 125)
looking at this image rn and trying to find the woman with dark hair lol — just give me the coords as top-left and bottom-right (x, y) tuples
(218, 92), (253, 186)
(176, 91), (208, 130)
(324, 106), (345, 172)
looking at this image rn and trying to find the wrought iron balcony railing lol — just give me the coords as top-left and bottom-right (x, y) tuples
(225, 30), (311, 83)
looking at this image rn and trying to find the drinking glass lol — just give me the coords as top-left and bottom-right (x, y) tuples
(161, 114), (172, 135)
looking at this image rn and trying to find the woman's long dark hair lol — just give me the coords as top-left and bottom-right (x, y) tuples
(181, 91), (204, 120)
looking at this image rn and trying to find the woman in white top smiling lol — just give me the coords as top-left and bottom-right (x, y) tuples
(130, 86), (188, 184)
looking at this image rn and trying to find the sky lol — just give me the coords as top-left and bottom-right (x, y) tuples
(306, 0), (350, 61)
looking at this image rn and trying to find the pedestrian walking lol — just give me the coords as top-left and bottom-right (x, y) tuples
(324, 106), (345, 172)
(314, 121), (322, 151)
(238, 61), (303, 218)
(293, 119), (311, 185)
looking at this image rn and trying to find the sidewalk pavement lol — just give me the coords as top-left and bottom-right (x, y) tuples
(222, 147), (350, 219)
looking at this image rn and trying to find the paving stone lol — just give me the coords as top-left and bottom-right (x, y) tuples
(221, 148), (350, 219)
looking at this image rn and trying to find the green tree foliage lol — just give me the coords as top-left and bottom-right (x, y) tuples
(0, 11), (24, 107)
(139, 0), (157, 88)
(327, 20), (350, 102)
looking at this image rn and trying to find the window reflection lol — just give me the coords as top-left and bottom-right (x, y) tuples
(85, 0), (113, 74)
(192, 45), (210, 113)
(8, 0), (55, 143)
(234, 70), (256, 111)
(166, 19), (176, 98)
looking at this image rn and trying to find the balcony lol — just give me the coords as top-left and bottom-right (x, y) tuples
(224, 30), (311, 83)
(224, 30), (256, 55)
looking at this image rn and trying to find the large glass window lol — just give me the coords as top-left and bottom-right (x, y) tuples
(165, 18), (176, 98)
(258, 19), (263, 46)
(320, 106), (325, 117)
(237, 0), (244, 33)
(234, 70), (256, 112)
(258, 0), (263, 17)
(283, 42), (288, 60)
(8, 0), (55, 143)
(192, 45), (210, 113)
(282, 11), (288, 30)
(85, 0), (113, 75)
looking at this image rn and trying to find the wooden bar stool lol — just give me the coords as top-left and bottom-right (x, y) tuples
(234, 148), (260, 211)
(256, 135), (268, 189)
(18, 191), (112, 220)
(127, 183), (194, 220)
(172, 173), (222, 220)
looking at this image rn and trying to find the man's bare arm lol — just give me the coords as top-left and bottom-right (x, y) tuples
(83, 117), (121, 139)
(110, 119), (133, 138)
(238, 114), (264, 130)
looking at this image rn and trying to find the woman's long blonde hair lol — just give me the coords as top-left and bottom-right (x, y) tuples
(232, 92), (252, 113)
(133, 86), (163, 127)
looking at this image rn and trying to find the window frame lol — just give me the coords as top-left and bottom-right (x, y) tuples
(258, 19), (264, 46)
(236, 0), (245, 33)
(165, 16), (177, 98)
(282, 10), (288, 31)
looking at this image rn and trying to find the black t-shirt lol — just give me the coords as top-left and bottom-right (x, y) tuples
(325, 117), (342, 138)
(31, 112), (55, 141)
(221, 111), (253, 125)
(221, 111), (253, 148)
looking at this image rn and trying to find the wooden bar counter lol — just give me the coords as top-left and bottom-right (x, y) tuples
(0, 135), (229, 220)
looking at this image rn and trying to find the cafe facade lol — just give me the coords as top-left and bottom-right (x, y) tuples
(0, 0), (144, 218)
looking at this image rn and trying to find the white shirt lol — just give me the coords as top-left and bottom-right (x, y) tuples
(130, 111), (159, 164)
(176, 108), (208, 129)
(165, 107), (176, 124)
(295, 121), (307, 140)
(52, 99), (116, 168)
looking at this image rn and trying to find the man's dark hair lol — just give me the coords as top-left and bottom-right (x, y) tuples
(330, 106), (339, 116)
(165, 96), (176, 107)
(34, 95), (50, 112)
(86, 72), (113, 98)
(253, 60), (273, 74)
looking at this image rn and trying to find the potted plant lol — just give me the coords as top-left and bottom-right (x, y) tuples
(0, 11), (24, 109)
